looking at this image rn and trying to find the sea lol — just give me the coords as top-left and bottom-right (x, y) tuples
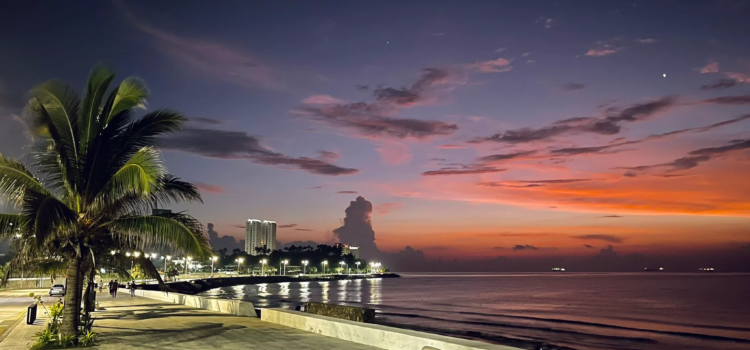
(199, 273), (750, 350)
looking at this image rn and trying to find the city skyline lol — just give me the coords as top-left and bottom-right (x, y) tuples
(1, 1), (749, 271)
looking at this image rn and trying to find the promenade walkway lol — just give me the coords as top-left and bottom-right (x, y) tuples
(92, 295), (381, 350)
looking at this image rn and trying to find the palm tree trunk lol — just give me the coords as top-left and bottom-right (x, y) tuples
(82, 263), (95, 319)
(61, 254), (82, 339)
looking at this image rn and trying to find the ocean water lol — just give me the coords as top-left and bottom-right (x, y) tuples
(200, 273), (750, 350)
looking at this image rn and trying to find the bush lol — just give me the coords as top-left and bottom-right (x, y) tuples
(303, 302), (376, 323)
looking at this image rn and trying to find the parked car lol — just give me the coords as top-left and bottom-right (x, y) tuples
(49, 284), (66, 297)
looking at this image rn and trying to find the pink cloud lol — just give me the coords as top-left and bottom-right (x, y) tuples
(466, 58), (513, 73)
(438, 144), (466, 149)
(193, 182), (225, 194)
(303, 95), (347, 105)
(376, 141), (413, 165)
(376, 202), (404, 215)
(115, 0), (281, 89)
(700, 62), (720, 74)
(635, 38), (659, 44)
(585, 47), (621, 57)
(726, 72), (750, 83)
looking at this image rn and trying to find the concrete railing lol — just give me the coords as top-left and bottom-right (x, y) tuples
(261, 308), (519, 350)
(123, 288), (257, 317)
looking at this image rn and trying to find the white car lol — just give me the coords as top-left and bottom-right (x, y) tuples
(49, 284), (66, 297)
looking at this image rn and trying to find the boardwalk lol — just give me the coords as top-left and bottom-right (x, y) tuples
(92, 295), (381, 350)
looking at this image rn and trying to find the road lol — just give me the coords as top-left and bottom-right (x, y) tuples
(0, 289), (55, 340)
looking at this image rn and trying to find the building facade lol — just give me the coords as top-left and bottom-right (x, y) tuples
(335, 243), (360, 259)
(246, 219), (277, 255)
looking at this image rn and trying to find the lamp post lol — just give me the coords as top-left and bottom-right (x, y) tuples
(185, 256), (192, 276)
(355, 261), (361, 274)
(282, 260), (289, 275)
(302, 260), (308, 274)
(321, 260), (328, 275)
(236, 258), (244, 275)
(339, 261), (346, 275)
(210, 256), (218, 276)
(261, 259), (267, 276)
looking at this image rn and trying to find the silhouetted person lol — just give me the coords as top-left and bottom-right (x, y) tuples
(130, 282), (136, 297)
(99, 279), (103, 293)
(108, 280), (114, 297)
(111, 279), (118, 298)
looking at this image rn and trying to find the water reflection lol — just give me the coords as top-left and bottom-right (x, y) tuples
(199, 277), (384, 309)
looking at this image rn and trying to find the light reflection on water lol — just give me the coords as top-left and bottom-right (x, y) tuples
(200, 278), (384, 310)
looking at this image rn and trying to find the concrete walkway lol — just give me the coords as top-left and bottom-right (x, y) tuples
(92, 295), (381, 350)
(0, 289), (53, 350)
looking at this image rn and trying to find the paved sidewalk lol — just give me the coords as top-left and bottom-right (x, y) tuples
(0, 289), (52, 350)
(92, 294), (380, 350)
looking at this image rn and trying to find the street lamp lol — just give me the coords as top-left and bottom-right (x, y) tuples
(321, 260), (328, 274)
(281, 260), (288, 275)
(261, 259), (267, 275)
(355, 261), (361, 274)
(236, 258), (244, 274)
(339, 261), (346, 274)
(210, 256), (218, 276)
(302, 260), (308, 274)
(185, 256), (192, 275)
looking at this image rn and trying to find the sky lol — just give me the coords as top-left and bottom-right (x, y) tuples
(1, 0), (749, 271)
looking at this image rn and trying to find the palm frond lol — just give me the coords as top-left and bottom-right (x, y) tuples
(103, 215), (209, 258)
(152, 175), (203, 206)
(135, 257), (168, 290)
(30, 80), (81, 164)
(27, 100), (77, 198)
(79, 66), (116, 154)
(0, 154), (49, 206)
(104, 77), (148, 125)
(21, 189), (77, 245)
(0, 214), (25, 239)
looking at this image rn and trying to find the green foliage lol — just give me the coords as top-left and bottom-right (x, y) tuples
(79, 330), (98, 347)
(1, 66), (210, 336)
(304, 302), (376, 323)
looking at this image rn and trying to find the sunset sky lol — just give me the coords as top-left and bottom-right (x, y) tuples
(1, 1), (749, 268)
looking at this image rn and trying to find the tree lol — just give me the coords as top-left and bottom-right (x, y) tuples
(0, 66), (211, 340)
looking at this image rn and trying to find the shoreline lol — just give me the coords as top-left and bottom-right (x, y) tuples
(140, 273), (400, 295)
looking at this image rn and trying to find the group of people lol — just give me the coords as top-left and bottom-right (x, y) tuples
(95, 279), (137, 298)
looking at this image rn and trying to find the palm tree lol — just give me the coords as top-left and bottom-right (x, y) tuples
(0, 66), (211, 339)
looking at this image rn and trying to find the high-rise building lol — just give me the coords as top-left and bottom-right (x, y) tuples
(335, 243), (360, 259)
(246, 219), (277, 255)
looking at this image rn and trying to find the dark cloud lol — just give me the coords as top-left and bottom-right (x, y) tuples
(336, 191), (358, 194)
(474, 97), (676, 144)
(492, 246), (508, 250)
(552, 114), (750, 157)
(479, 178), (590, 187)
(561, 83), (586, 90)
(477, 150), (537, 162)
(701, 79), (738, 90)
(317, 150), (339, 161)
(188, 117), (224, 125)
(598, 215), (623, 218)
(702, 94), (750, 105)
(278, 224), (297, 228)
(294, 228), (315, 232)
(512, 244), (538, 250)
(619, 138), (750, 173)
(583, 244), (594, 248)
(297, 101), (458, 139)
(422, 165), (507, 176)
(160, 127), (359, 176)
(332, 196), (379, 258)
(356, 85), (369, 91)
(207, 223), (244, 252)
(297, 68), (459, 139)
(571, 234), (624, 243)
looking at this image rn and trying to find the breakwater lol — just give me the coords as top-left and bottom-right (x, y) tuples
(142, 273), (400, 295)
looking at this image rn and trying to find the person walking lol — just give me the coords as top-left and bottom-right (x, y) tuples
(130, 281), (136, 297)
(112, 279), (118, 298)
(99, 279), (103, 293)
(108, 280), (114, 297)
